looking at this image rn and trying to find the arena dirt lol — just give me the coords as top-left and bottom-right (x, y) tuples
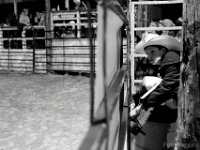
(0, 73), (90, 150)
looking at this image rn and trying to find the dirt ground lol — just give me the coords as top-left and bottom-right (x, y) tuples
(0, 73), (90, 150)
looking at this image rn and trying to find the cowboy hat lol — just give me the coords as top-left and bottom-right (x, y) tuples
(134, 33), (159, 54)
(136, 34), (181, 53)
(143, 35), (181, 51)
(160, 19), (175, 27)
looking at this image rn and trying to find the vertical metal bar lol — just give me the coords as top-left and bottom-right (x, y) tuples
(0, 29), (3, 49)
(45, 27), (48, 72)
(87, 0), (95, 125)
(62, 31), (65, 71)
(33, 27), (36, 73)
(22, 29), (26, 49)
(130, 2), (135, 94)
(120, 84), (125, 120)
(88, 0), (105, 125)
(8, 36), (10, 70)
(127, 1), (133, 149)
(102, 1), (109, 150)
(77, 11), (81, 38)
(145, 5), (148, 27)
(120, 27), (124, 68)
(102, 0), (108, 120)
(44, 27), (48, 73)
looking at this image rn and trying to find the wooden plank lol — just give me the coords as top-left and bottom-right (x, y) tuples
(6, 67), (33, 72)
(52, 39), (98, 46)
(51, 48), (96, 55)
(0, 66), (9, 70)
(52, 49), (97, 55)
(0, 49), (32, 53)
(45, 0), (51, 66)
(35, 63), (47, 71)
(35, 49), (46, 52)
(50, 63), (93, 71)
(51, 56), (94, 63)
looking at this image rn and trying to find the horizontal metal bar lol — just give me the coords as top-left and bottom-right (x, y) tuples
(1, 37), (45, 40)
(133, 54), (147, 57)
(134, 26), (182, 31)
(0, 26), (46, 31)
(132, 0), (183, 5)
(133, 80), (143, 84)
(49, 62), (96, 64)
(0, 59), (33, 61)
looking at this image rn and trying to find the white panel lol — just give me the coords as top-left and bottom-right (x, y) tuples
(94, 5), (123, 113)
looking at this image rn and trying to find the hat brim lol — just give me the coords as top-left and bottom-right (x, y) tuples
(135, 35), (181, 53)
(134, 33), (159, 54)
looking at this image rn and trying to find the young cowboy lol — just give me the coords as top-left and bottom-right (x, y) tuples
(131, 34), (181, 150)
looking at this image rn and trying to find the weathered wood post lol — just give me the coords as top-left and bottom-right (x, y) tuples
(45, 0), (51, 72)
(0, 29), (3, 49)
(175, 0), (200, 149)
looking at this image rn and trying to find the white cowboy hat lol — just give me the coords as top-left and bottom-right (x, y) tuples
(137, 34), (181, 52)
(134, 33), (159, 53)
(143, 35), (181, 51)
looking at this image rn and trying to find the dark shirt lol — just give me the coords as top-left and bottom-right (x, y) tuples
(143, 50), (180, 123)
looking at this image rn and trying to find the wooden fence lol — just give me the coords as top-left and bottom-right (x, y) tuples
(0, 26), (46, 73)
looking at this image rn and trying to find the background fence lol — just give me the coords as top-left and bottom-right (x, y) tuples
(0, 10), (127, 74)
(0, 26), (46, 73)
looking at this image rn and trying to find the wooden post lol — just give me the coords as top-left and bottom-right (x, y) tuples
(77, 11), (81, 38)
(22, 29), (26, 49)
(45, 0), (51, 71)
(175, 0), (200, 149)
(0, 29), (2, 49)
